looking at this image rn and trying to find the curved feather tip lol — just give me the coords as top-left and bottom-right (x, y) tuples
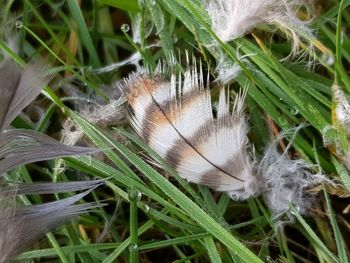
(121, 67), (257, 196)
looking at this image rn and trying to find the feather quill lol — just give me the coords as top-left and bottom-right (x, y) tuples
(122, 67), (256, 196)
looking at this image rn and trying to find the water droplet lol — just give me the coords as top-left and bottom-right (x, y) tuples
(129, 189), (142, 202)
(279, 97), (283, 101)
(266, 256), (274, 263)
(277, 117), (288, 128)
(15, 20), (23, 28)
(149, 0), (156, 5)
(321, 54), (335, 66)
(121, 24), (130, 32)
(290, 107), (299, 115)
(129, 243), (138, 251)
(184, 179), (190, 183)
(143, 204), (150, 212)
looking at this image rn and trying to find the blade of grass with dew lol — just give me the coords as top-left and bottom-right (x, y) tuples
(335, 0), (350, 91)
(139, 233), (209, 251)
(66, 0), (101, 67)
(147, 0), (176, 64)
(204, 237), (223, 263)
(129, 189), (140, 263)
(291, 206), (338, 262)
(323, 186), (349, 263)
(97, 0), (140, 12)
(65, 155), (184, 216)
(331, 156), (350, 192)
(17, 243), (121, 260)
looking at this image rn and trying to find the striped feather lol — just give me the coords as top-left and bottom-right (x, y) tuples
(122, 68), (255, 193)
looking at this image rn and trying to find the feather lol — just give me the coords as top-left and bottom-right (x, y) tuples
(0, 48), (104, 260)
(0, 180), (102, 262)
(122, 67), (255, 194)
(205, 0), (314, 56)
(0, 59), (53, 132)
(0, 179), (104, 196)
(0, 129), (98, 175)
(0, 58), (100, 175)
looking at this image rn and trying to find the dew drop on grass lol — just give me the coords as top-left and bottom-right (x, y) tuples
(129, 243), (138, 251)
(290, 107), (299, 115)
(129, 189), (142, 202)
(277, 117), (288, 128)
(15, 20), (23, 28)
(321, 53), (335, 66)
(143, 204), (150, 212)
(121, 24), (130, 33)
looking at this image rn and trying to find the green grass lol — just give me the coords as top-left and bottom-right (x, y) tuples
(1, 0), (350, 262)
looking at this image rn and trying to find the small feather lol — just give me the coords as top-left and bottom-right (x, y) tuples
(0, 129), (99, 175)
(122, 67), (255, 193)
(0, 180), (102, 262)
(0, 59), (53, 132)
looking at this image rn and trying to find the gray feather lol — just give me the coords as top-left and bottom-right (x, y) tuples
(0, 181), (102, 262)
(0, 59), (52, 132)
(0, 179), (104, 195)
(0, 129), (99, 175)
(0, 57), (103, 262)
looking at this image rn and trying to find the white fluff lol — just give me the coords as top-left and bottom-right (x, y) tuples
(206, 0), (314, 55)
(256, 143), (325, 217)
(62, 97), (126, 146)
(228, 128), (326, 217)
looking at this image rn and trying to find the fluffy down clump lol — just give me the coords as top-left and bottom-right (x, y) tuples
(62, 97), (126, 146)
(256, 143), (325, 217)
(206, 0), (314, 55)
